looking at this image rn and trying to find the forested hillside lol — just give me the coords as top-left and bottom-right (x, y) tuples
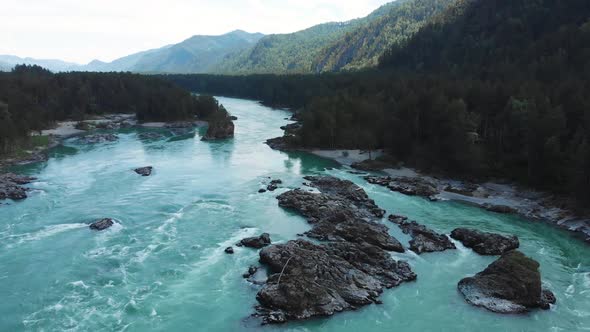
(312, 0), (453, 72)
(0, 65), (225, 154)
(127, 30), (264, 73)
(166, 0), (590, 205)
(214, 1), (431, 74)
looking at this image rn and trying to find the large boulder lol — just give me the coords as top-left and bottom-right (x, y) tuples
(89, 218), (114, 231)
(458, 250), (556, 313)
(134, 166), (153, 177)
(451, 228), (519, 255)
(237, 233), (272, 249)
(389, 215), (456, 254)
(256, 240), (416, 324)
(0, 173), (36, 201)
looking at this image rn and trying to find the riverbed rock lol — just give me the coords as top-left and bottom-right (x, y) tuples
(237, 233), (272, 249)
(458, 250), (556, 313)
(255, 175), (414, 324)
(306, 217), (404, 252)
(303, 176), (386, 218)
(225, 247), (235, 254)
(279, 123), (301, 135)
(365, 176), (439, 200)
(201, 118), (234, 141)
(450, 228), (519, 255)
(89, 218), (114, 231)
(134, 166), (153, 177)
(388, 216), (456, 254)
(77, 134), (118, 144)
(265, 136), (300, 151)
(0, 173), (36, 201)
(255, 239), (416, 324)
(243, 265), (258, 278)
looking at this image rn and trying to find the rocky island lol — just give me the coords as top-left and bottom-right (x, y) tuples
(252, 176), (416, 324)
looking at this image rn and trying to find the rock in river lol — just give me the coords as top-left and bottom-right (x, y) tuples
(237, 233), (272, 249)
(388, 215), (456, 254)
(0, 173), (36, 201)
(276, 177), (401, 252)
(89, 218), (114, 231)
(450, 228), (519, 255)
(134, 166), (153, 177)
(365, 176), (439, 200)
(256, 239), (416, 324)
(253, 176), (414, 324)
(458, 250), (556, 313)
(225, 247), (235, 254)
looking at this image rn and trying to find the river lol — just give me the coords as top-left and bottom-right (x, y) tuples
(0, 97), (588, 331)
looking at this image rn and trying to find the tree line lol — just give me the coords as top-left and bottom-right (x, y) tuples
(0, 65), (226, 154)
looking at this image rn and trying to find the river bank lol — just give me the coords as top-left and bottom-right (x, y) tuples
(305, 148), (590, 244)
(0, 114), (210, 170)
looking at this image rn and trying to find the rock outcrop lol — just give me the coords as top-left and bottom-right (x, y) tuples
(256, 239), (416, 324)
(237, 233), (272, 249)
(450, 228), (519, 255)
(77, 134), (118, 144)
(458, 250), (556, 313)
(265, 136), (300, 151)
(0, 173), (36, 201)
(89, 218), (114, 231)
(134, 166), (153, 177)
(388, 215), (456, 254)
(201, 118), (234, 141)
(253, 176), (414, 324)
(365, 176), (439, 200)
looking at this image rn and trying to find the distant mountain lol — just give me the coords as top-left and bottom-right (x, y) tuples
(0, 55), (81, 72)
(86, 30), (264, 73)
(214, 2), (404, 74)
(312, 0), (454, 73)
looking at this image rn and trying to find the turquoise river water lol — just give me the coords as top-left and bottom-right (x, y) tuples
(0, 97), (588, 331)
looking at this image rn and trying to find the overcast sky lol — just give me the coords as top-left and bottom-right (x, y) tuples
(1, 0), (393, 64)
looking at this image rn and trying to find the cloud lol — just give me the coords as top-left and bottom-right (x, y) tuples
(0, 0), (394, 64)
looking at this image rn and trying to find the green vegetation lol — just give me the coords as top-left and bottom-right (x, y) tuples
(215, 0), (451, 74)
(0, 65), (226, 155)
(165, 0), (590, 206)
(313, 0), (453, 72)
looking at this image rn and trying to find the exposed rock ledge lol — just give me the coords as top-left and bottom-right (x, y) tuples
(458, 250), (556, 313)
(388, 215), (456, 254)
(253, 176), (415, 324)
(0, 173), (36, 201)
(450, 228), (519, 255)
(361, 168), (590, 244)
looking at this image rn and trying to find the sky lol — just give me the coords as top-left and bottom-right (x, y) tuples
(0, 0), (393, 64)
